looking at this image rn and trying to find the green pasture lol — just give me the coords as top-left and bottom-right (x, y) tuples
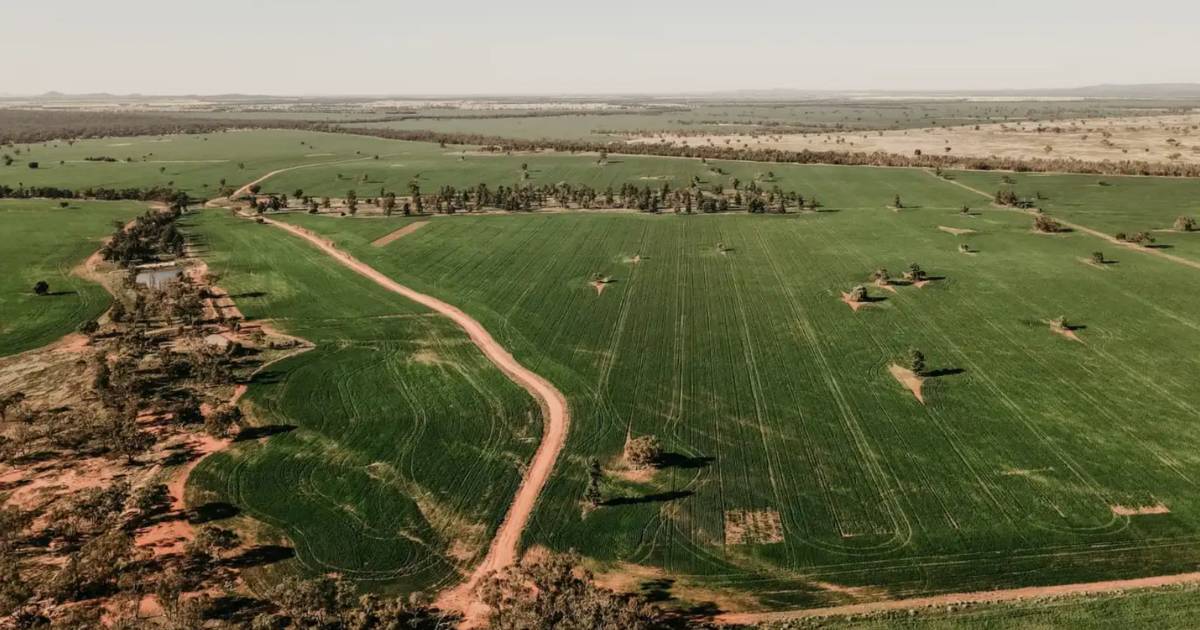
(952, 170), (1200, 262)
(0, 199), (143, 356)
(279, 171), (1200, 609)
(184, 210), (539, 594)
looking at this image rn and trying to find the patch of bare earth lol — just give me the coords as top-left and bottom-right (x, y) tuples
(593, 561), (762, 615)
(370, 221), (429, 247)
(840, 292), (867, 312)
(938, 225), (976, 236)
(889, 364), (925, 404)
(592, 280), (610, 295)
(874, 280), (898, 294)
(1111, 503), (1170, 516)
(1050, 320), (1084, 343)
(724, 509), (784, 545)
(631, 112), (1200, 166)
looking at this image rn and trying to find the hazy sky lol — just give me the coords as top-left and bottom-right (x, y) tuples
(5, 0), (1197, 95)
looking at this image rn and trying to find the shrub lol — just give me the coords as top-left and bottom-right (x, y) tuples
(32, 280), (49, 295)
(908, 349), (926, 375)
(1175, 216), (1196, 232)
(848, 285), (869, 303)
(624, 435), (663, 469)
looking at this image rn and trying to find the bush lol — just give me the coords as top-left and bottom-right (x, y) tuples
(908, 349), (926, 375)
(32, 280), (49, 295)
(848, 285), (868, 303)
(624, 435), (663, 469)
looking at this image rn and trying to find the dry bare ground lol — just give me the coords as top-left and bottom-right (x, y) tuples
(369, 221), (429, 247)
(630, 112), (1200, 166)
(252, 216), (570, 625)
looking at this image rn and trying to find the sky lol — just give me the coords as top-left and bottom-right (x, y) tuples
(4, 0), (1197, 96)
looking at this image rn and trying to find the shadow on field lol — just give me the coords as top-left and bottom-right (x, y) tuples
(188, 501), (241, 524)
(229, 290), (268, 299)
(924, 367), (965, 378)
(41, 291), (79, 297)
(235, 424), (297, 442)
(205, 595), (270, 625)
(655, 452), (714, 470)
(602, 490), (693, 507)
(224, 544), (295, 569)
(638, 578), (727, 627)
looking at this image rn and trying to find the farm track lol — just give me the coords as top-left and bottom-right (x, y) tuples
(250, 213), (570, 620)
(225, 156), (377, 200)
(716, 570), (1200, 624)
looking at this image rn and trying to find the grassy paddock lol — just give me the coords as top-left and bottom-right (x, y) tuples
(0, 199), (143, 356)
(184, 210), (539, 594)
(280, 183), (1200, 609)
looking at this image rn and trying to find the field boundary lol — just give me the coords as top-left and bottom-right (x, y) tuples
(250, 213), (570, 622)
(716, 570), (1200, 624)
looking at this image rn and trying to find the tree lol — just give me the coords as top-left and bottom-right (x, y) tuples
(1033, 215), (1064, 233)
(205, 405), (243, 439)
(382, 192), (397, 216)
(347, 190), (358, 215)
(0, 392), (26, 421)
(893, 194), (903, 209)
(33, 280), (49, 295)
(1091, 251), (1105, 264)
(1175, 216), (1196, 232)
(248, 184), (261, 194)
(908, 349), (926, 375)
(192, 526), (240, 560)
(478, 551), (663, 630)
(624, 435), (662, 469)
(583, 458), (604, 507)
(903, 262), (927, 282)
(870, 267), (889, 284)
(101, 412), (155, 464)
(848, 285), (868, 303)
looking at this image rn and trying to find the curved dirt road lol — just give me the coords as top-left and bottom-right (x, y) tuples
(259, 216), (570, 621)
(228, 156), (374, 200)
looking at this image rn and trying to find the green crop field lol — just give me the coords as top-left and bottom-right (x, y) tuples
(10, 128), (1200, 617)
(183, 210), (539, 594)
(951, 170), (1200, 262)
(0, 199), (142, 356)
(275, 170), (1200, 610)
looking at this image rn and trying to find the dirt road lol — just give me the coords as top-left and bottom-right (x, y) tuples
(259, 216), (570, 622)
(717, 571), (1200, 624)
(227, 156), (375, 200)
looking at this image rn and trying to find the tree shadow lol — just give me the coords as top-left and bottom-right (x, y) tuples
(655, 453), (714, 470)
(42, 291), (80, 297)
(188, 501), (241, 524)
(223, 544), (295, 569)
(204, 594), (271, 624)
(1147, 243), (1173, 250)
(228, 291), (268, 299)
(235, 424), (297, 442)
(924, 367), (965, 378)
(601, 490), (693, 507)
